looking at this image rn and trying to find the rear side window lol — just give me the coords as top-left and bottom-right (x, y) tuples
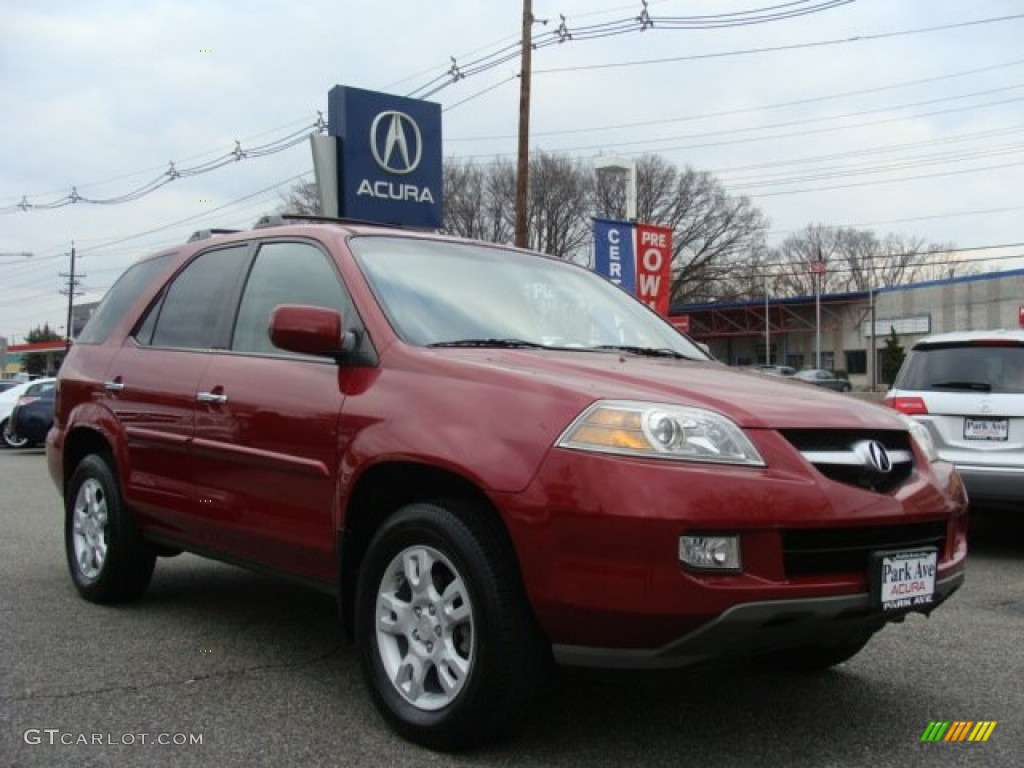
(142, 245), (251, 350)
(896, 343), (1024, 394)
(76, 254), (173, 344)
(26, 380), (56, 397)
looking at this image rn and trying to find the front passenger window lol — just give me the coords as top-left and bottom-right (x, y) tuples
(232, 242), (351, 355)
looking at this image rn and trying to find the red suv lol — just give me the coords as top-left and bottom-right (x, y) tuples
(48, 216), (968, 750)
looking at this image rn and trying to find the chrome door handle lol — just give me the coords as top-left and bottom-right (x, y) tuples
(196, 391), (228, 405)
(103, 380), (125, 392)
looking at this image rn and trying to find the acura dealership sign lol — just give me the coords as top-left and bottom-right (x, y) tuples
(327, 86), (443, 228)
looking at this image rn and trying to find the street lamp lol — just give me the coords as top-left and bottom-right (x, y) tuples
(594, 156), (637, 221)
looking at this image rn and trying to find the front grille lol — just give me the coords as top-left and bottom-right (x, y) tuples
(780, 429), (915, 493)
(782, 520), (947, 577)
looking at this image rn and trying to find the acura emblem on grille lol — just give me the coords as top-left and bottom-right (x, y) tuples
(865, 440), (892, 474)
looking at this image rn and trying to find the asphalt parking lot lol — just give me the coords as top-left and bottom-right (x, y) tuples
(1, 446), (1022, 768)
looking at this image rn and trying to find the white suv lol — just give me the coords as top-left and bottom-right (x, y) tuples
(884, 330), (1024, 511)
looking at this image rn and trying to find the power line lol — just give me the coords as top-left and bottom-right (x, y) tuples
(77, 172), (313, 256)
(530, 13), (1024, 76)
(4, 2), (1024, 324)
(406, 2), (862, 101)
(454, 89), (1024, 161)
(447, 57), (1024, 142)
(5, 7), (1018, 217)
(0, 120), (323, 214)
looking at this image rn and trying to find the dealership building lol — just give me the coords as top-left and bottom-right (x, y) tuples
(677, 268), (1024, 390)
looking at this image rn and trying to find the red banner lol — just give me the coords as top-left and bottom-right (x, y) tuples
(670, 315), (690, 333)
(634, 224), (672, 316)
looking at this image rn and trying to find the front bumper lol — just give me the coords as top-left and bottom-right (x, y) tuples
(498, 439), (968, 654)
(554, 571), (964, 669)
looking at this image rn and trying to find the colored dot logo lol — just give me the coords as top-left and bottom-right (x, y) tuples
(198, 199), (213, 204)
(199, 49), (213, 53)
(921, 721), (997, 742)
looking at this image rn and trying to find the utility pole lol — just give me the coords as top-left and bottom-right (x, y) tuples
(514, 0), (533, 248)
(59, 242), (84, 349)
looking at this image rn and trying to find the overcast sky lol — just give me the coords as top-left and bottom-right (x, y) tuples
(2, 0), (1023, 342)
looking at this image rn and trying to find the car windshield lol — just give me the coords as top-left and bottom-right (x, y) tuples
(895, 343), (1024, 394)
(349, 236), (707, 359)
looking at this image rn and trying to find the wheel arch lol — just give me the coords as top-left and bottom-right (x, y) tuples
(62, 425), (119, 491)
(339, 461), (527, 640)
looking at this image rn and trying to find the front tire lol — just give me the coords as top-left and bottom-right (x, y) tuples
(355, 501), (547, 751)
(65, 454), (156, 603)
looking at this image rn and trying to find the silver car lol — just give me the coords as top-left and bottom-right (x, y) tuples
(884, 329), (1024, 511)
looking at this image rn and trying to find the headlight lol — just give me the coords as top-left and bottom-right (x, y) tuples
(557, 400), (765, 466)
(903, 416), (939, 463)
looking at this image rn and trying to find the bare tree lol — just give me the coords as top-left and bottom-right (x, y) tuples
(444, 153), (592, 259)
(276, 155), (965, 305)
(526, 152), (594, 258)
(276, 180), (320, 215)
(443, 158), (516, 243)
(598, 156), (765, 307)
(665, 168), (767, 304)
(771, 225), (966, 296)
(722, 242), (777, 300)
(593, 155), (768, 304)
(909, 243), (979, 283)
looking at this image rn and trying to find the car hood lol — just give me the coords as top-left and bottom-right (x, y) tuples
(429, 347), (903, 431)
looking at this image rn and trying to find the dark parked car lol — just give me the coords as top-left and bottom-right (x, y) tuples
(794, 368), (852, 392)
(7, 378), (57, 447)
(48, 216), (967, 750)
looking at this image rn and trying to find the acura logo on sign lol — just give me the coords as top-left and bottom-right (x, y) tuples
(865, 440), (893, 474)
(369, 111), (422, 174)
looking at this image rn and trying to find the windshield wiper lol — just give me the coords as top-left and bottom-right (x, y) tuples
(929, 380), (992, 392)
(429, 338), (549, 349)
(591, 344), (688, 359)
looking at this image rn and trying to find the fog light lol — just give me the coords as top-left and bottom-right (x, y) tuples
(679, 535), (741, 571)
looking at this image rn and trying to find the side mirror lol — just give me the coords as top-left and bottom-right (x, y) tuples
(269, 304), (348, 359)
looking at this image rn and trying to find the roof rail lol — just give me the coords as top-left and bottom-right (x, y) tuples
(253, 213), (411, 230)
(187, 228), (241, 243)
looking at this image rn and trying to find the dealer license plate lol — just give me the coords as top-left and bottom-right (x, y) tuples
(873, 549), (937, 611)
(964, 417), (1008, 441)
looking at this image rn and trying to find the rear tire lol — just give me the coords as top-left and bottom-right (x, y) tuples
(355, 501), (547, 751)
(1, 419), (28, 449)
(65, 454), (156, 603)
